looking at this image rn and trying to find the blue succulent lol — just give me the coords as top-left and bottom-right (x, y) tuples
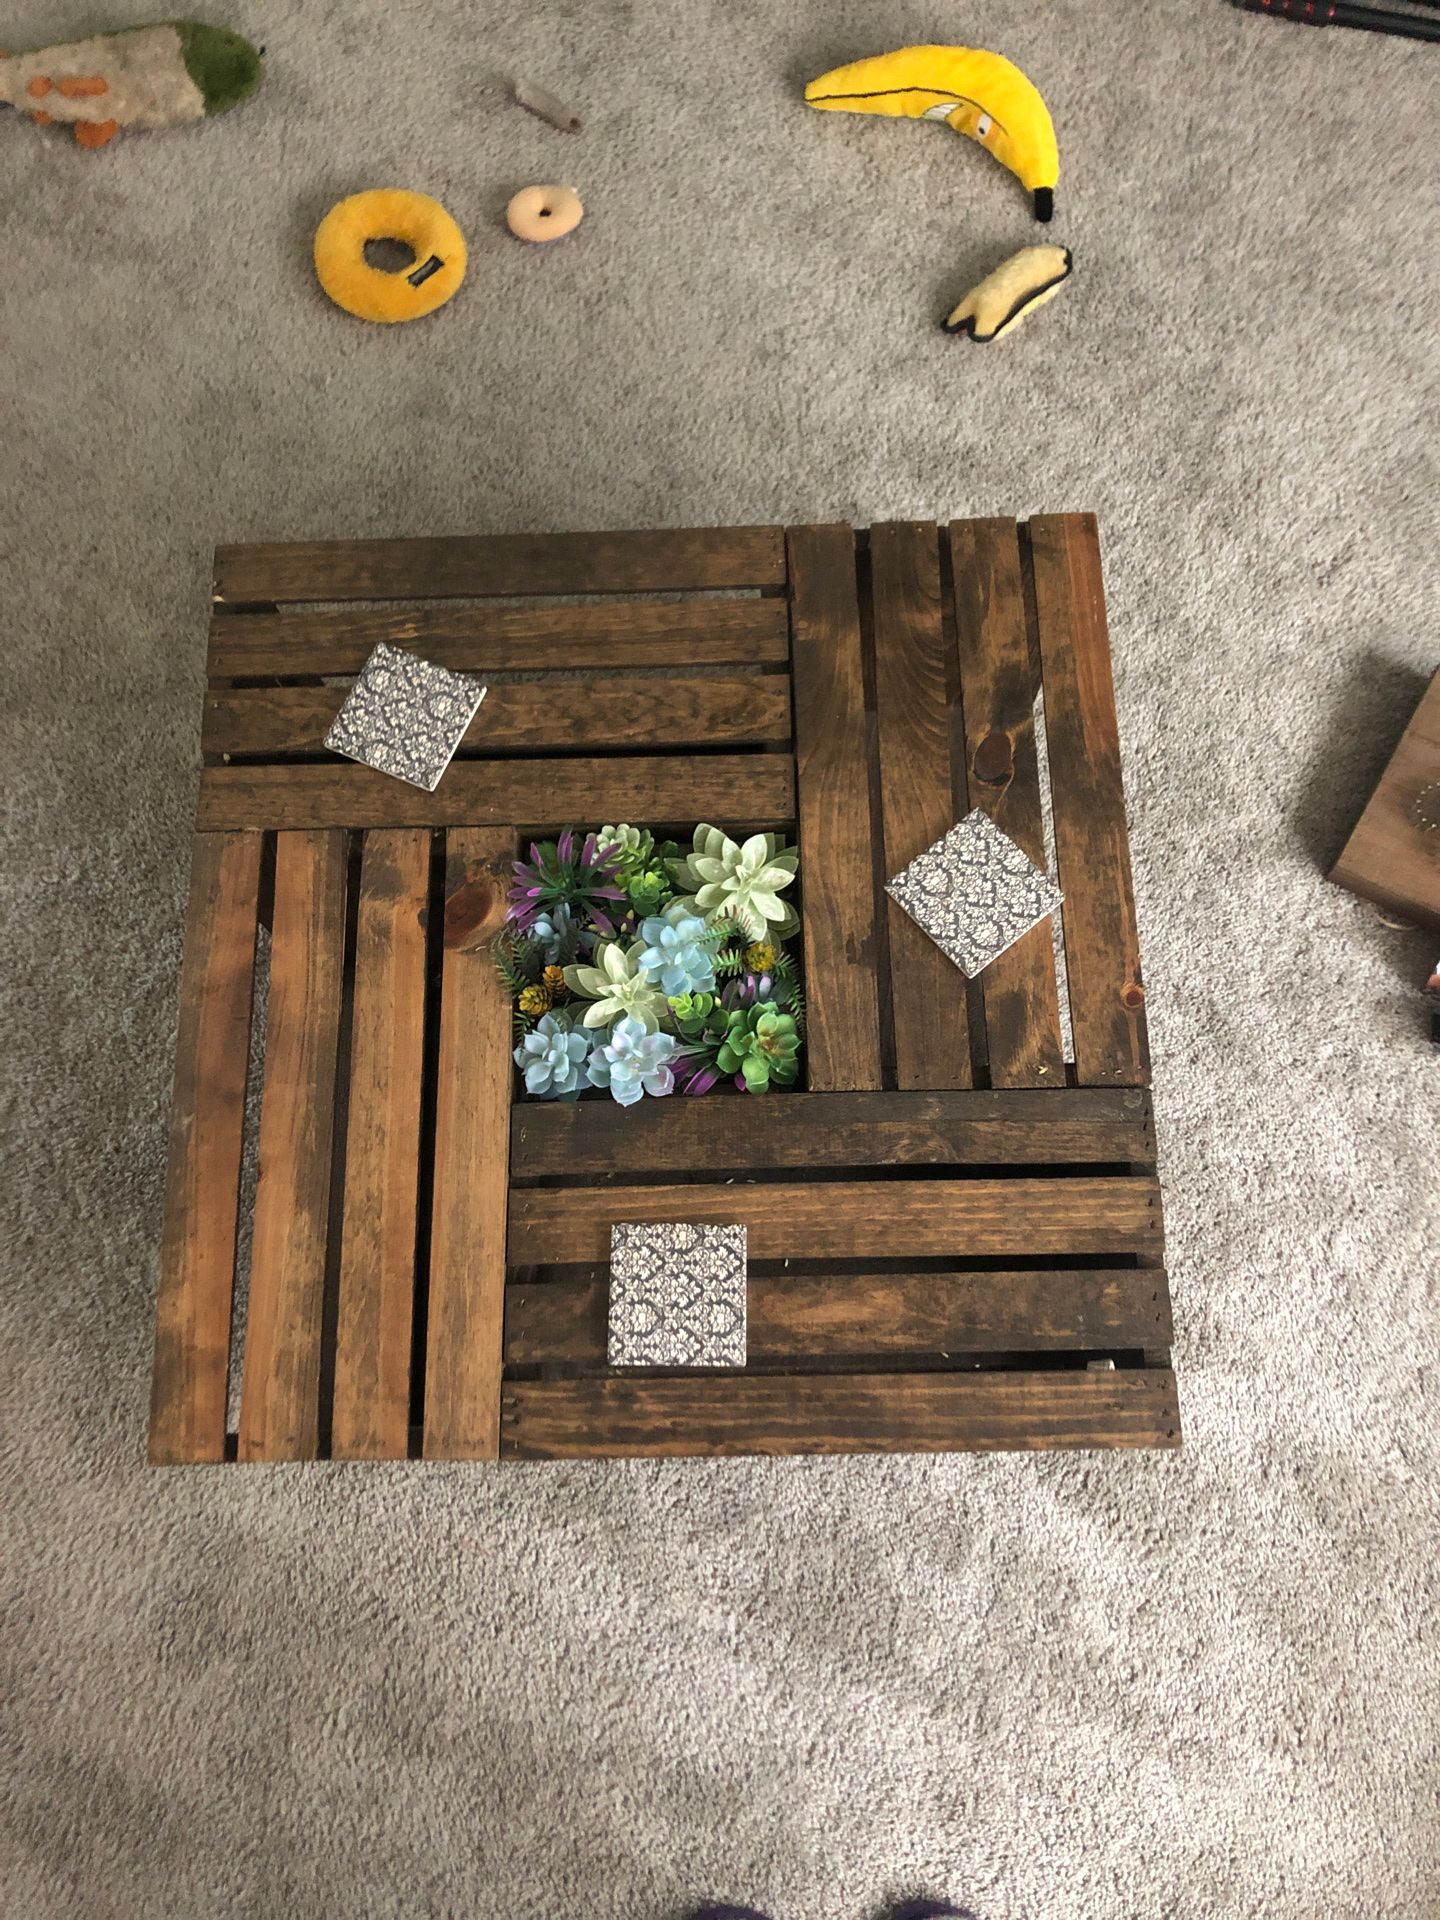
(587, 1016), (678, 1107)
(514, 1013), (593, 1099)
(638, 903), (716, 997)
(529, 903), (582, 966)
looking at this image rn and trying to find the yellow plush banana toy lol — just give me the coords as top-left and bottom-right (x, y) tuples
(943, 246), (1072, 342)
(804, 45), (1059, 222)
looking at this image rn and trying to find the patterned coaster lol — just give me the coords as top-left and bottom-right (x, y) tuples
(886, 808), (1063, 978)
(607, 1222), (747, 1369)
(324, 642), (486, 791)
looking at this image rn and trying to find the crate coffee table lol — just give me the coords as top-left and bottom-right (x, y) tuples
(148, 516), (1179, 1464)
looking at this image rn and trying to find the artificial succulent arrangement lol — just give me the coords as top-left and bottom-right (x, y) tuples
(500, 823), (805, 1106)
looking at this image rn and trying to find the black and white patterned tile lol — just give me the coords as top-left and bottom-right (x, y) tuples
(607, 1221), (748, 1369)
(324, 642), (486, 791)
(886, 807), (1064, 978)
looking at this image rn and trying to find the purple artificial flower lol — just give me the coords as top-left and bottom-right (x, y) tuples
(506, 828), (627, 936)
(673, 1054), (722, 1096)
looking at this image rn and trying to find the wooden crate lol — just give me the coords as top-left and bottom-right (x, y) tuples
(1328, 666), (1440, 930)
(149, 518), (1178, 1464)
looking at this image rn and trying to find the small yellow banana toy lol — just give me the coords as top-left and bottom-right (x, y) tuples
(943, 246), (1072, 342)
(805, 45), (1059, 222)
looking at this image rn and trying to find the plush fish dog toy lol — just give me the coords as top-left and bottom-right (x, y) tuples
(0, 21), (261, 149)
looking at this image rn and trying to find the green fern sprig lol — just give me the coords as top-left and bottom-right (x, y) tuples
(786, 979), (807, 1039)
(493, 928), (545, 998)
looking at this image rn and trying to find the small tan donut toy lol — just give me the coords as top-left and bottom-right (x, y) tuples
(506, 183), (583, 243)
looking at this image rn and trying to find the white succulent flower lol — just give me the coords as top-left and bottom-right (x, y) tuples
(669, 824), (799, 943)
(562, 938), (669, 1032)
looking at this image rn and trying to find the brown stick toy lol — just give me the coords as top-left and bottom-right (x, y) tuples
(513, 80), (582, 133)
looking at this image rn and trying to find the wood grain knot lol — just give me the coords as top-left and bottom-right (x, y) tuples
(1121, 981), (1146, 1011)
(972, 730), (1014, 785)
(445, 869), (508, 950)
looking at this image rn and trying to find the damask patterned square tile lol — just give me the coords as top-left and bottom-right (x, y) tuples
(324, 642), (486, 791)
(886, 807), (1064, 978)
(607, 1221), (748, 1369)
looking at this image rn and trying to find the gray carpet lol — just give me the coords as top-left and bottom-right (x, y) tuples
(3, 2), (1437, 1915)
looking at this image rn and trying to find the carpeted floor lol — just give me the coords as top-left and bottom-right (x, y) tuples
(3, 3), (1437, 1915)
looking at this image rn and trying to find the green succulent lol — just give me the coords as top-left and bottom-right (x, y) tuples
(667, 990), (725, 1040)
(596, 824), (655, 876)
(626, 863), (671, 916)
(715, 1001), (801, 1093)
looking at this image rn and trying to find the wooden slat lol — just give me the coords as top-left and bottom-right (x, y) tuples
(950, 518), (1066, 1086)
(870, 521), (972, 1088)
(501, 1369), (1182, 1458)
(196, 756), (796, 833)
(511, 1086), (1154, 1177)
(236, 831), (348, 1461)
(786, 525), (883, 1089)
(203, 674), (792, 760)
(1028, 514), (1149, 1085)
(423, 830), (514, 1460)
(511, 1177), (1163, 1265)
(505, 1267), (1172, 1365)
(208, 598), (791, 679)
(330, 830), (431, 1459)
(213, 526), (785, 604)
(149, 833), (262, 1464)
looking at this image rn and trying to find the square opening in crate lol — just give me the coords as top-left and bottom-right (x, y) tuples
(499, 821), (805, 1107)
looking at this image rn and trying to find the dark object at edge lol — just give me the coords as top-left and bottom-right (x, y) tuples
(1232, 0), (1440, 41)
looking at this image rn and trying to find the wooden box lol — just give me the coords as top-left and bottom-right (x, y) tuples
(1329, 667), (1440, 929)
(149, 518), (1179, 1464)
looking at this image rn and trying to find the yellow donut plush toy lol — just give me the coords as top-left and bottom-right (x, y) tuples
(314, 189), (466, 323)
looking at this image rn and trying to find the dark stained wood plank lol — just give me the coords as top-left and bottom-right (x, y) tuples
(203, 674), (792, 760)
(1028, 514), (1149, 1085)
(501, 1369), (1182, 1458)
(511, 1086), (1155, 1177)
(1328, 667), (1440, 928)
(330, 831), (431, 1460)
(950, 518), (1066, 1086)
(870, 521), (972, 1088)
(196, 756), (796, 833)
(149, 834), (262, 1465)
(786, 525), (883, 1090)
(213, 526), (785, 604)
(208, 598), (791, 679)
(237, 831), (348, 1461)
(423, 830), (514, 1461)
(511, 1177), (1163, 1265)
(505, 1267), (1173, 1365)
